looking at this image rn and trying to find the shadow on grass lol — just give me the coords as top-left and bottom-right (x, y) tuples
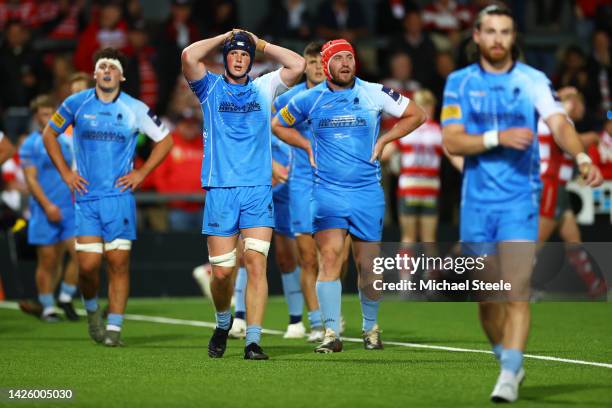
(521, 383), (612, 405)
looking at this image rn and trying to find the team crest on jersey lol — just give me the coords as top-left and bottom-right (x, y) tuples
(51, 112), (66, 128)
(441, 105), (462, 121)
(280, 106), (296, 126)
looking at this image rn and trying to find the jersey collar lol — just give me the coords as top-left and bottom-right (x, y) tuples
(477, 60), (517, 75)
(325, 77), (358, 92)
(94, 88), (121, 103)
(223, 74), (251, 86)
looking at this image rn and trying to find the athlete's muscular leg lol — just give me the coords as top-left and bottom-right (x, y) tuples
(208, 234), (239, 313)
(36, 244), (60, 296)
(316, 229), (347, 282)
(62, 238), (79, 287)
(558, 211), (581, 243)
(399, 214), (418, 243)
(352, 237), (381, 300)
(296, 234), (319, 312)
(50, 243), (65, 290)
(340, 233), (351, 281)
(105, 248), (131, 315)
(537, 216), (558, 248)
(274, 233), (298, 273)
(76, 236), (103, 299)
(477, 255), (506, 346)
(499, 241), (535, 351)
(241, 227), (273, 326)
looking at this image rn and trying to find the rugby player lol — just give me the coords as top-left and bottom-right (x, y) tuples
(441, 5), (603, 402)
(20, 95), (79, 321)
(43, 48), (173, 346)
(272, 39), (426, 353)
(271, 41), (326, 342)
(182, 30), (305, 359)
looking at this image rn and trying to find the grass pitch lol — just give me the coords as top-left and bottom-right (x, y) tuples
(0, 297), (611, 407)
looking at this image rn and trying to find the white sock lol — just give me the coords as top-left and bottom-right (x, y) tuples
(42, 306), (55, 317)
(106, 324), (121, 332)
(58, 292), (72, 303)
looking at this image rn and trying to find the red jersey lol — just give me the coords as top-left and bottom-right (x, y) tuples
(153, 131), (204, 212)
(538, 119), (574, 184)
(395, 120), (443, 200)
(588, 130), (612, 180)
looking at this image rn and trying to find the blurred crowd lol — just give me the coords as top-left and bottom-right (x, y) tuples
(0, 0), (611, 234)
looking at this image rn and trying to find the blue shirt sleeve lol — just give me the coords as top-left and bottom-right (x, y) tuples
(440, 72), (466, 127)
(187, 72), (217, 103)
(275, 91), (310, 128)
(18, 135), (37, 169)
(49, 93), (82, 133)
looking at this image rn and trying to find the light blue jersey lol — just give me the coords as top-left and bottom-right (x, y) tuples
(276, 78), (409, 189)
(20, 130), (73, 212)
(442, 62), (564, 210)
(188, 69), (289, 188)
(48, 89), (169, 202)
(273, 82), (312, 182)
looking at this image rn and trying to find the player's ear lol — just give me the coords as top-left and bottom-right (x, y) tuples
(120, 76), (126, 82)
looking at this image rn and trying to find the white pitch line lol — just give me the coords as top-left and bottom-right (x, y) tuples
(2, 301), (611, 369)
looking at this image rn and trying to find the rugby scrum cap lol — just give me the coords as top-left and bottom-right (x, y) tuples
(222, 30), (256, 78)
(321, 39), (355, 81)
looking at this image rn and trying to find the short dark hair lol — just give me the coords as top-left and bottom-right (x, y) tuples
(303, 41), (324, 58)
(475, 4), (515, 31)
(92, 47), (127, 71)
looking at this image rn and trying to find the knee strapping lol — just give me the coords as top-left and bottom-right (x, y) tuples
(209, 248), (237, 267)
(243, 237), (270, 257)
(104, 239), (132, 251)
(75, 242), (103, 254)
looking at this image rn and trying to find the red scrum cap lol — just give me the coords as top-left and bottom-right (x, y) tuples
(321, 39), (355, 81)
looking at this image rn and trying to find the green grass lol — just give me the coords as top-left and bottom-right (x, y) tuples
(0, 297), (611, 407)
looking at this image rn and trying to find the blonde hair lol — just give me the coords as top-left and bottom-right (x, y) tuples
(30, 94), (55, 113)
(413, 89), (436, 108)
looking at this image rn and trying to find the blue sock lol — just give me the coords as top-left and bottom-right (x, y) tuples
(308, 309), (323, 329)
(281, 267), (303, 324)
(234, 267), (247, 319)
(60, 282), (77, 298)
(107, 313), (124, 330)
(359, 290), (380, 332)
(316, 280), (342, 335)
(216, 310), (231, 330)
(501, 349), (524, 374)
(38, 293), (54, 309)
(246, 325), (262, 346)
(83, 296), (98, 313)
(493, 343), (503, 361)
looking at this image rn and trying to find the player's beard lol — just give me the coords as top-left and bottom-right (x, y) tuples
(480, 44), (512, 67)
(330, 68), (356, 88)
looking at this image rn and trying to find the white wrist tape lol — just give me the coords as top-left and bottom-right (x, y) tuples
(576, 152), (592, 166)
(483, 130), (499, 149)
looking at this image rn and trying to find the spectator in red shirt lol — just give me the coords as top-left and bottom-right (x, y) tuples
(589, 113), (612, 180)
(154, 109), (203, 231)
(73, 0), (127, 72)
(123, 20), (159, 110)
